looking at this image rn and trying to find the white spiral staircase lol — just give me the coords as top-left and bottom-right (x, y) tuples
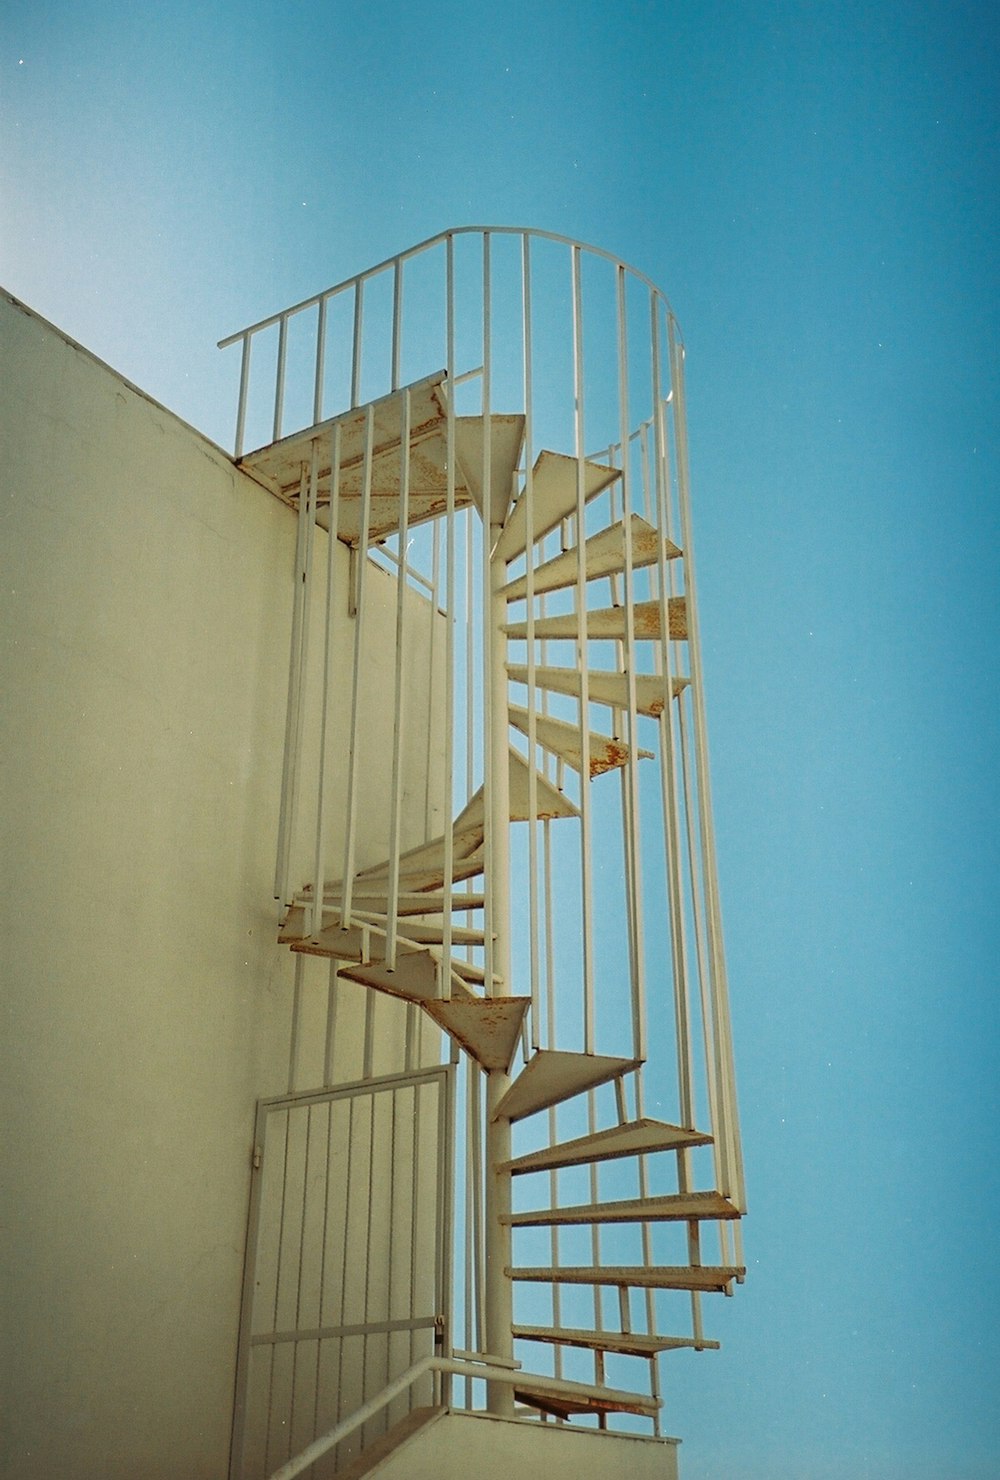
(227, 227), (745, 1457)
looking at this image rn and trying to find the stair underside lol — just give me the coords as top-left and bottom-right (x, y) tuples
(494, 1050), (642, 1122)
(509, 705), (653, 776)
(506, 1190), (739, 1226)
(504, 1117), (713, 1174)
(508, 664), (680, 717)
(493, 450), (621, 564)
(335, 949), (478, 1005)
(298, 889), (486, 915)
(509, 1265), (745, 1292)
(423, 996), (531, 1071)
(502, 515), (681, 602)
(241, 375), (528, 545)
(512, 1372), (660, 1420)
(281, 915), (484, 956)
(505, 597), (688, 643)
(513, 1325), (721, 1357)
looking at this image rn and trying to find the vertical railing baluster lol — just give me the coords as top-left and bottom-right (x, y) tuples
(313, 297), (328, 425)
(274, 315), (289, 442)
(386, 388), (412, 969)
(235, 333), (251, 458)
(311, 423), (342, 937)
(341, 404), (376, 922)
(571, 245), (596, 1054)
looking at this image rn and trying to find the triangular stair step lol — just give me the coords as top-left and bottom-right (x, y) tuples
(302, 889), (485, 916)
(453, 414), (526, 529)
(306, 752), (572, 913)
(338, 949), (479, 1006)
(503, 1117), (713, 1174)
(505, 597), (688, 643)
(423, 996), (530, 1071)
(512, 1325), (720, 1357)
(502, 515), (681, 602)
(509, 705), (653, 777)
(433, 952), (502, 988)
(354, 826), (486, 894)
(454, 749), (579, 832)
(241, 373), (479, 545)
(492, 451), (621, 564)
(508, 1265), (745, 1292)
(285, 915), (485, 955)
(508, 664), (682, 718)
(506, 1190), (740, 1227)
(493, 1050), (641, 1123)
(512, 1372), (659, 1421)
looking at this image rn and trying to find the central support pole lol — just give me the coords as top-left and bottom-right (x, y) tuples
(484, 519), (515, 1415)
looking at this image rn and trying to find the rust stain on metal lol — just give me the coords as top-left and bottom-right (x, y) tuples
(591, 741), (630, 777)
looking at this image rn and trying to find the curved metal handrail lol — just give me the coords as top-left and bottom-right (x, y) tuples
(219, 225), (680, 348)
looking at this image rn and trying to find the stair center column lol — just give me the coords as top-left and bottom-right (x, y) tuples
(484, 515), (515, 1416)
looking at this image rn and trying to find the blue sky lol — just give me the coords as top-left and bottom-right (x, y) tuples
(3, 3), (998, 1476)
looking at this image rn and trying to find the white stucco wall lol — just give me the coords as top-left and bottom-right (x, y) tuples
(0, 292), (443, 1479)
(355, 1409), (679, 1480)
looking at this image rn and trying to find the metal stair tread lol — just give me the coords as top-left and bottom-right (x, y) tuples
(512, 1324), (721, 1357)
(301, 889), (485, 916)
(423, 996), (531, 1071)
(493, 1049), (642, 1123)
(502, 515), (681, 602)
(240, 372), (479, 545)
(506, 1190), (740, 1226)
(508, 1264), (745, 1292)
(508, 664), (672, 718)
(337, 949), (480, 1006)
(503, 1117), (713, 1174)
(493, 449), (621, 564)
(505, 596), (688, 643)
(452, 413), (526, 528)
(509, 705), (653, 777)
(284, 915), (485, 955)
(510, 1370), (660, 1420)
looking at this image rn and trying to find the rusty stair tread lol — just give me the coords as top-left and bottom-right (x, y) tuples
(505, 597), (688, 643)
(493, 449), (621, 564)
(502, 515), (681, 602)
(511, 1371), (660, 1420)
(507, 664), (682, 717)
(508, 1264), (745, 1292)
(512, 1324), (721, 1356)
(502, 1117), (712, 1174)
(506, 1190), (740, 1226)
(422, 996), (531, 1072)
(493, 1049), (642, 1123)
(509, 705), (653, 777)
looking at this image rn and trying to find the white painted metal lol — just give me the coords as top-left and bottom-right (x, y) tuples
(263, 1352), (664, 1480)
(500, 514), (680, 602)
(230, 1068), (452, 1480)
(228, 227), (746, 1454)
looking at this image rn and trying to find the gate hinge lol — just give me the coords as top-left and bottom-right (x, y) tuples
(252, 1145), (262, 1171)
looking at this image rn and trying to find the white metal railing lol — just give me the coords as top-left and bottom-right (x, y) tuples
(265, 1349), (665, 1480)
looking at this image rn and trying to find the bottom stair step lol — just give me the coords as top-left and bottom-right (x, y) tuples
(512, 1371), (660, 1420)
(509, 1264), (745, 1292)
(513, 1324), (721, 1356)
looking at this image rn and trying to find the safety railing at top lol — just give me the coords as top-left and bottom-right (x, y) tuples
(218, 226), (683, 462)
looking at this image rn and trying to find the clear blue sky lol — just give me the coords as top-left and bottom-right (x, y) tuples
(3, 4), (998, 1476)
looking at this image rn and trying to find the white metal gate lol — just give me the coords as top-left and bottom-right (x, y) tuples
(229, 1066), (453, 1479)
